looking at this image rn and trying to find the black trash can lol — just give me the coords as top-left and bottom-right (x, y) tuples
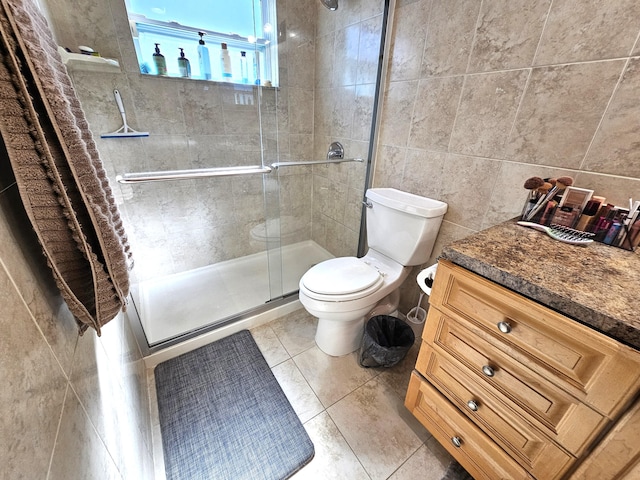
(359, 315), (415, 368)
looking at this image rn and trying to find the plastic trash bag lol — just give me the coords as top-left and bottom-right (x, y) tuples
(359, 315), (415, 368)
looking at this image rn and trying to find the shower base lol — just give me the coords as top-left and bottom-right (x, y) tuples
(136, 240), (333, 346)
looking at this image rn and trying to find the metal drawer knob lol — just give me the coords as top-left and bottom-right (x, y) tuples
(451, 436), (462, 448)
(467, 400), (479, 411)
(482, 365), (495, 377)
(497, 321), (512, 334)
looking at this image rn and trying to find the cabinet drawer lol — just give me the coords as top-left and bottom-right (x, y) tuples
(416, 342), (574, 478)
(422, 308), (606, 455)
(430, 260), (640, 416)
(406, 371), (530, 480)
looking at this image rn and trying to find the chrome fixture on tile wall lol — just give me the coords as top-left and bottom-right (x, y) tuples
(321, 0), (338, 11)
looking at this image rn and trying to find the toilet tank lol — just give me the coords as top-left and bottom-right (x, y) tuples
(365, 188), (447, 266)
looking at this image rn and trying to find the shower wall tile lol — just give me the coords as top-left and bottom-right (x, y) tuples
(335, 24), (361, 86)
(220, 85), (262, 135)
(46, 0), (120, 60)
(127, 76), (186, 135)
(379, 80), (417, 147)
(408, 76), (464, 151)
(315, 33), (336, 90)
(180, 82), (225, 135)
(449, 69), (529, 158)
(468, 0), (550, 72)
(420, 0), (481, 77)
(0, 265), (68, 480)
(356, 15), (383, 85)
(504, 61), (624, 168)
(140, 135), (190, 171)
(331, 86), (356, 139)
(289, 88), (315, 134)
(534, 0), (640, 65)
(286, 41), (317, 89)
(389, 0), (432, 82)
(582, 58), (640, 178)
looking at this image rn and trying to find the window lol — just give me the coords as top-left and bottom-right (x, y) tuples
(125, 0), (278, 86)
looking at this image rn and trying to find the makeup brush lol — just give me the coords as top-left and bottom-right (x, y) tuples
(521, 177), (545, 219)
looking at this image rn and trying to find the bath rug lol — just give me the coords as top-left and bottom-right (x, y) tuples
(155, 330), (314, 480)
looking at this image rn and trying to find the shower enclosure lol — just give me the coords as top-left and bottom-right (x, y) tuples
(60, 0), (392, 350)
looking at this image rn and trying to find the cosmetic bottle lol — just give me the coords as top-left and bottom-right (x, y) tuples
(240, 51), (249, 84)
(153, 43), (167, 76)
(197, 32), (212, 80)
(220, 43), (232, 80)
(253, 51), (260, 85)
(178, 48), (191, 78)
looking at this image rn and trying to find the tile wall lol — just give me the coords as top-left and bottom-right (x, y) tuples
(378, 0), (640, 311)
(0, 163), (153, 477)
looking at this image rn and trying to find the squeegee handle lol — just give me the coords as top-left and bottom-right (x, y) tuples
(114, 89), (127, 118)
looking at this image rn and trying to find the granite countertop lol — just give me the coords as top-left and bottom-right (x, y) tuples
(440, 219), (640, 351)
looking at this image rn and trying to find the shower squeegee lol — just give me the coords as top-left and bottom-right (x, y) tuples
(101, 89), (149, 138)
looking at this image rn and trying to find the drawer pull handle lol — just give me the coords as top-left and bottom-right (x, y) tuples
(497, 321), (512, 334)
(451, 436), (462, 448)
(467, 400), (479, 411)
(482, 365), (495, 377)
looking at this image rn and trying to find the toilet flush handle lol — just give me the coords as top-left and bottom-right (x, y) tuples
(362, 200), (373, 208)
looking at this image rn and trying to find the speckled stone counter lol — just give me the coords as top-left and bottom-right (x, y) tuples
(440, 219), (640, 351)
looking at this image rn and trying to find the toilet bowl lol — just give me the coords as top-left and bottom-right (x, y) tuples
(299, 188), (447, 356)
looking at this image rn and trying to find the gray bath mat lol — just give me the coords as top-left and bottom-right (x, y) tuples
(155, 330), (314, 480)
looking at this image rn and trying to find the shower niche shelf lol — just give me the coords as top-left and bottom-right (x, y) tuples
(58, 47), (120, 73)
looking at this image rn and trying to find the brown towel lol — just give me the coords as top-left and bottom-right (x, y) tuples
(0, 0), (132, 334)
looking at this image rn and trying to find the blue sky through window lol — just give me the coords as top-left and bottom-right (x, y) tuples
(129, 0), (262, 38)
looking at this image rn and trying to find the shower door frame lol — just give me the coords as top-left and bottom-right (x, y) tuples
(127, 0), (395, 357)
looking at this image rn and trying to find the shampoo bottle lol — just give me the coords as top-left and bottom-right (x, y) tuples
(253, 51), (260, 85)
(240, 51), (248, 84)
(220, 43), (232, 80)
(153, 43), (167, 76)
(178, 48), (191, 78)
(197, 32), (212, 80)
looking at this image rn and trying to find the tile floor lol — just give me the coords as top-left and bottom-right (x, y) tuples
(149, 308), (459, 480)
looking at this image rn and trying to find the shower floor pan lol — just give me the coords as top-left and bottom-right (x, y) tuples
(137, 240), (333, 346)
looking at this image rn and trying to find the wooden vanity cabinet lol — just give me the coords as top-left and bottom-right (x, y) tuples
(405, 260), (640, 480)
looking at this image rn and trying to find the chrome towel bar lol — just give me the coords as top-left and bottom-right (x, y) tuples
(116, 157), (364, 184)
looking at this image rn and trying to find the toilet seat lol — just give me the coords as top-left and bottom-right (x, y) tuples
(300, 257), (384, 301)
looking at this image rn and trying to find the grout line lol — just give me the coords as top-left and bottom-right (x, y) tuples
(45, 382), (70, 480)
(530, 0), (555, 66)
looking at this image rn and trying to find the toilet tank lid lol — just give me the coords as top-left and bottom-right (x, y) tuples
(366, 188), (447, 218)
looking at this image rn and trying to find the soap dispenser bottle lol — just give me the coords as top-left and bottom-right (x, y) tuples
(197, 32), (212, 80)
(240, 51), (248, 84)
(178, 48), (191, 78)
(153, 43), (167, 76)
(220, 42), (232, 80)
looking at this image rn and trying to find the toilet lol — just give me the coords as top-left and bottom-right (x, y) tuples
(299, 188), (447, 356)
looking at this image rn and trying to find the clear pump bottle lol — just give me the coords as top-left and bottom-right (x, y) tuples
(240, 51), (249, 84)
(197, 32), (211, 80)
(178, 48), (191, 78)
(153, 43), (167, 76)
(220, 43), (232, 80)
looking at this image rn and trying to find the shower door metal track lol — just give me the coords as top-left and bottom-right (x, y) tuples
(116, 157), (363, 184)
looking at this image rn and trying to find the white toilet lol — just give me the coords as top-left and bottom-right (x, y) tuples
(299, 188), (447, 356)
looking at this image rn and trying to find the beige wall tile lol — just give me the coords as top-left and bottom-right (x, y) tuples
(0, 265), (68, 479)
(450, 70), (529, 158)
(573, 172), (640, 208)
(535, 0), (640, 65)
(582, 58), (640, 178)
(379, 80), (418, 148)
(356, 15), (384, 85)
(400, 149), (446, 200)
(468, 0), (550, 72)
(408, 76), (464, 151)
(420, 0), (481, 77)
(504, 61), (624, 168)
(389, 0), (432, 82)
(438, 153), (503, 231)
